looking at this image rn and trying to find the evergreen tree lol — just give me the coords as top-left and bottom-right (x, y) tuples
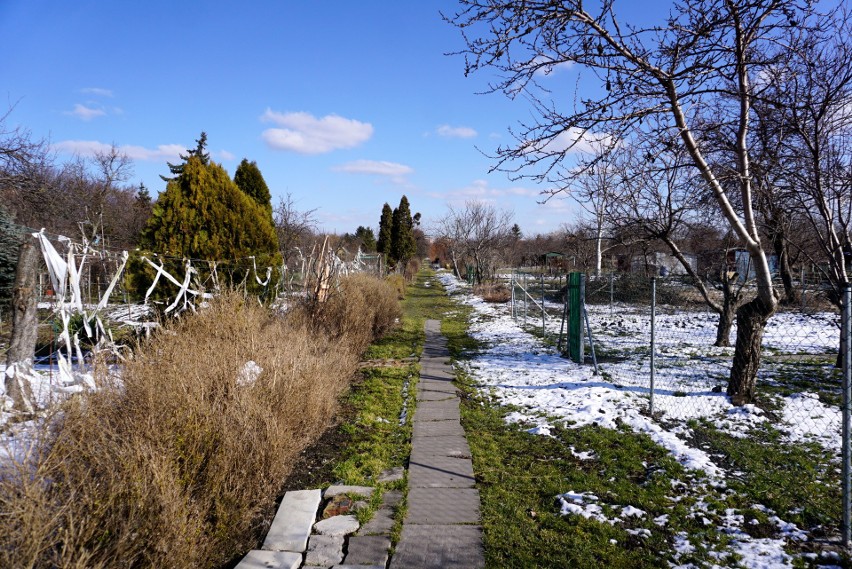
(354, 226), (377, 252)
(390, 195), (416, 267)
(160, 132), (210, 182)
(139, 156), (281, 296)
(376, 203), (393, 255)
(136, 183), (152, 206)
(0, 205), (25, 306)
(233, 158), (273, 217)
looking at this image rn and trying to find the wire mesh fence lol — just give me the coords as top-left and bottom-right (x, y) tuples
(499, 268), (850, 539)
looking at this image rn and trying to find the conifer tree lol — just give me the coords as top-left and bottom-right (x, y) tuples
(139, 156), (280, 296)
(354, 226), (376, 252)
(376, 203), (393, 256)
(160, 132), (210, 182)
(234, 158), (273, 218)
(390, 195), (416, 267)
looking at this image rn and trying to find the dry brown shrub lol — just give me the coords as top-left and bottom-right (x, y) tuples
(385, 273), (406, 300)
(0, 288), (390, 568)
(475, 282), (511, 303)
(404, 258), (420, 282)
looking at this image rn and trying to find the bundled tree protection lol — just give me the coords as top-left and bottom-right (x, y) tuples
(139, 155), (280, 295)
(447, 0), (842, 404)
(390, 195), (416, 269)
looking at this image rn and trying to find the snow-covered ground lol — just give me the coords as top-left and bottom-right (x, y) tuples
(439, 271), (844, 569)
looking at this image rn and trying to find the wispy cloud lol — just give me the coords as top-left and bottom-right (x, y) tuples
(66, 103), (106, 121)
(80, 87), (113, 97)
(334, 159), (413, 177)
(54, 140), (186, 162)
(216, 150), (235, 161)
(436, 124), (477, 139)
(429, 179), (539, 202)
(525, 127), (614, 156)
(260, 109), (373, 154)
(531, 56), (574, 77)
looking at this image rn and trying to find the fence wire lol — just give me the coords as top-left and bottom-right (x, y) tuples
(501, 269), (849, 538)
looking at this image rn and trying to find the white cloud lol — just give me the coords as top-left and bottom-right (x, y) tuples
(80, 87), (113, 97)
(334, 159), (413, 177)
(436, 124), (477, 139)
(54, 140), (186, 162)
(260, 109), (373, 154)
(216, 150), (235, 161)
(525, 127), (614, 156)
(531, 56), (574, 77)
(429, 179), (539, 202)
(66, 104), (106, 121)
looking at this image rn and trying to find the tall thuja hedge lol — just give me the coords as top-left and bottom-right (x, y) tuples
(234, 159), (273, 221)
(132, 156), (281, 301)
(390, 195), (416, 269)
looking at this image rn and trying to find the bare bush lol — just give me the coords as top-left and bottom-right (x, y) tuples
(0, 283), (399, 568)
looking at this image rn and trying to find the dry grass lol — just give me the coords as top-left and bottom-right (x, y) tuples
(0, 276), (400, 568)
(475, 282), (511, 303)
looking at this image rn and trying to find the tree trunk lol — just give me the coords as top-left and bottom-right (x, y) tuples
(715, 303), (735, 347)
(773, 231), (797, 305)
(5, 238), (39, 414)
(727, 296), (775, 405)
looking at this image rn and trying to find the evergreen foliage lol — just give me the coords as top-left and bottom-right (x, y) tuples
(376, 203), (393, 255)
(390, 195), (416, 267)
(137, 156), (281, 298)
(354, 226), (377, 252)
(0, 205), (25, 306)
(233, 158), (273, 217)
(160, 132), (211, 182)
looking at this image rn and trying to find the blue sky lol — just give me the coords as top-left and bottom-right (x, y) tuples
(0, 1), (659, 237)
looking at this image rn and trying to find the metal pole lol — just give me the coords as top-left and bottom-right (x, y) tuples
(610, 273), (614, 315)
(801, 266), (807, 312)
(511, 271), (515, 320)
(579, 274), (587, 363)
(541, 272), (546, 336)
(842, 283), (851, 546)
(523, 273), (528, 325)
(650, 277), (657, 415)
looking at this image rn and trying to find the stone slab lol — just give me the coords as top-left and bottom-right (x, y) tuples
(417, 388), (457, 401)
(332, 565), (385, 569)
(357, 508), (395, 536)
(344, 535), (391, 566)
(380, 490), (403, 508)
(412, 419), (465, 438)
(408, 457), (475, 488)
(262, 489), (321, 553)
(413, 399), (460, 422)
(408, 435), (470, 460)
(314, 515), (360, 536)
(234, 550), (302, 569)
(390, 524), (485, 569)
(324, 485), (374, 499)
(377, 466), (404, 483)
(304, 535), (344, 566)
(406, 487), (481, 525)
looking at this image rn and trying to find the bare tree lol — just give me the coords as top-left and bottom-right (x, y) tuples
(273, 193), (319, 268)
(433, 201), (514, 283)
(447, 0), (829, 403)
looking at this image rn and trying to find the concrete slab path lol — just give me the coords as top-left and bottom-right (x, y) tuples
(389, 320), (485, 569)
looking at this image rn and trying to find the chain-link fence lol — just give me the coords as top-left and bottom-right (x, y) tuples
(500, 268), (851, 541)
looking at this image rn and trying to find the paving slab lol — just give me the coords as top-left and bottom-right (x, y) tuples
(344, 535), (391, 566)
(234, 550), (302, 569)
(304, 535), (344, 566)
(332, 565), (385, 569)
(262, 489), (321, 553)
(408, 457), (475, 488)
(323, 485), (374, 499)
(389, 525), (485, 569)
(416, 388), (457, 401)
(356, 508), (395, 536)
(412, 419), (466, 438)
(412, 399), (460, 422)
(376, 466), (404, 483)
(313, 515), (360, 536)
(406, 487), (481, 524)
(408, 435), (470, 459)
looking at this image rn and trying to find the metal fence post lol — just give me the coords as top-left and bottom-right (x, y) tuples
(541, 272), (546, 335)
(523, 273), (528, 325)
(511, 271), (516, 320)
(650, 276), (657, 416)
(610, 273), (614, 314)
(842, 283), (851, 546)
